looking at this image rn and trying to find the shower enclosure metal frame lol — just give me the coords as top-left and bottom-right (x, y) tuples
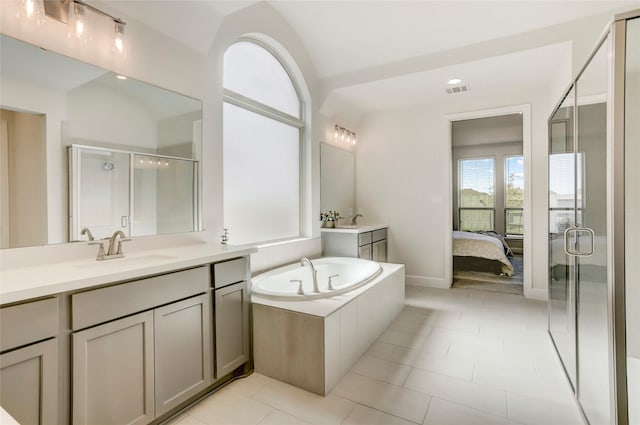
(69, 144), (200, 242)
(547, 9), (638, 425)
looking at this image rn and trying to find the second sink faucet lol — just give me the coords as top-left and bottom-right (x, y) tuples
(107, 230), (130, 256)
(350, 213), (363, 226)
(300, 257), (320, 293)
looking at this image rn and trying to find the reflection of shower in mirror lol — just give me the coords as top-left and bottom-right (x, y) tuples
(103, 161), (115, 171)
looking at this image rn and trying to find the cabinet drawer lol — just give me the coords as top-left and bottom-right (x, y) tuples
(358, 232), (372, 246)
(72, 266), (209, 331)
(213, 257), (247, 288)
(1, 298), (58, 352)
(372, 228), (387, 242)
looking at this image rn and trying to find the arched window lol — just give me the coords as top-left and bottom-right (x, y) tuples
(223, 39), (306, 244)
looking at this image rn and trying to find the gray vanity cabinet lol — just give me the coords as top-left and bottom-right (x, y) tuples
(72, 311), (155, 425)
(372, 239), (387, 262)
(1, 339), (58, 425)
(213, 258), (250, 378)
(322, 227), (388, 262)
(71, 266), (211, 425)
(154, 293), (211, 417)
(0, 298), (59, 425)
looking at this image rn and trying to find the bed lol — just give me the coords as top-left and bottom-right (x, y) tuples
(453, 230), (514, 276)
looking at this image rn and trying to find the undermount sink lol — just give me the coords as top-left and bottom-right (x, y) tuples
(74, 254), (177, 268)
(335, 225), (358, 229)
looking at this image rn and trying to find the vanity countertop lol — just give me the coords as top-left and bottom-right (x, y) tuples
(0, 243), (257, 305)
(320, 224), (387, 234)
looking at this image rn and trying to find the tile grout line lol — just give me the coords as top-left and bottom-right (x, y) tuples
(332, 393), (424, 425)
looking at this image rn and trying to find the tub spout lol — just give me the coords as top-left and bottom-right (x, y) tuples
(301, 257), (320, 293)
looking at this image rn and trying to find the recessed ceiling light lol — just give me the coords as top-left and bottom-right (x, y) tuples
(447, 78), (462, 85)
(115, 75), (127, 80)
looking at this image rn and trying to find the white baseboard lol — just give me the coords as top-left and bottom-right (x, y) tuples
(405, 275), (450, 288)
(524, 286), (548, 301)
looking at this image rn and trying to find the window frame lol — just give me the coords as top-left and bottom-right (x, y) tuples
(457, 156), (496, 232)
(222, 37), (307, 245)
(504, 155), (524, 237)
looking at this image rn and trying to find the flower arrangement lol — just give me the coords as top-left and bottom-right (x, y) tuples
(321, 211), (340, 228)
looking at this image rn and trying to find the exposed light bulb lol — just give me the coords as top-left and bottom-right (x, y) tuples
(334, 125), (339, 139)
(340, 129), (345, 141)
(18, 0), (44, 24)
(346, 132), (351, 144)
(113, 22), (126, 56)
(352, 133), (357, 145)
(71, 3), (89, 42)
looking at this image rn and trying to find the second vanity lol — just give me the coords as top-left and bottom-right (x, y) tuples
(321, 224), (388, 262)
(0, 243), (256, 425)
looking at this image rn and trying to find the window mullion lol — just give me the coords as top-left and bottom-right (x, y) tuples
(224, 89), (304, 129)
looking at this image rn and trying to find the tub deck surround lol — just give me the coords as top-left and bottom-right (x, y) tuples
(0, 243), (257, 305)
(252, 262), (405, 395)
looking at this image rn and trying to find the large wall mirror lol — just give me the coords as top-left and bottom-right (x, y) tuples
(320, 142), (355, 217)
(0, 35), (202, 249)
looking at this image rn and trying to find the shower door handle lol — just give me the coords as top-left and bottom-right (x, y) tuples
(563, 227), (594, 257)
(121, 215), (128, 228)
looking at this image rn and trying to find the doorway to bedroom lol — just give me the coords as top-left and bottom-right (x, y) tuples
(450, 112), (525, 294)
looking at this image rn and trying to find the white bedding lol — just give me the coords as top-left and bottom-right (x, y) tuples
(453, 231), (514, 276)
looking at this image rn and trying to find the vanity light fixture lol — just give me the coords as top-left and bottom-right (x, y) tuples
(41, 0), (126, 55)
(334, 124), (357, 146)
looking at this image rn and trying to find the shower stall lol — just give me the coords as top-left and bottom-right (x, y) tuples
(548, 10), (638, 425)
(69, 145), (199, 241)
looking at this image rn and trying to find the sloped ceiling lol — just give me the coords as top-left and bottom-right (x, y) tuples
(102, 1), (639, 114)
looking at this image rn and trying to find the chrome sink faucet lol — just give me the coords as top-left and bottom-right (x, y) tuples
(300, 257), (319, 293)
(350, 213), (363, 226)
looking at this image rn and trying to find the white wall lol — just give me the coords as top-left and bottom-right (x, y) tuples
(356, 87), (556, 298)
(67, 83), (158, 149)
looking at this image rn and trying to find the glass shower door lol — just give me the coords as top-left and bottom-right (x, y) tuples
(574, 35), (611, 425)
(70, 146), (131, 241)
(132, 154), (197, 237)
(549, 86), (577, 388)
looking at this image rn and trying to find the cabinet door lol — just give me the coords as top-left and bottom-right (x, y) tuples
(73, 311), (154, 425)
(215, 281), (249, 378)
(0, 339), (57, 425)
(155, 294), (212, 417)
(358, 244), (372, 260)
(372, 240), (387, 262)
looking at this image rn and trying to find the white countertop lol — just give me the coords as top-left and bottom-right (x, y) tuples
(1, 406), (20, 425)
(320, 223), (387, 234)
(0, 243), (257, 305)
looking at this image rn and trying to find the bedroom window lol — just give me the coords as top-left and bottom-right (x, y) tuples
(505, 155), (524, 235)
(222, 40), (305, 245)
(458, 157), (494, 231)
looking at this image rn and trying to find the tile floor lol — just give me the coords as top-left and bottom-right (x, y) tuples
(169, 285), (584, 425)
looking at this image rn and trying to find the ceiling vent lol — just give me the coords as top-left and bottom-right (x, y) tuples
(446, 84), (470, 94)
